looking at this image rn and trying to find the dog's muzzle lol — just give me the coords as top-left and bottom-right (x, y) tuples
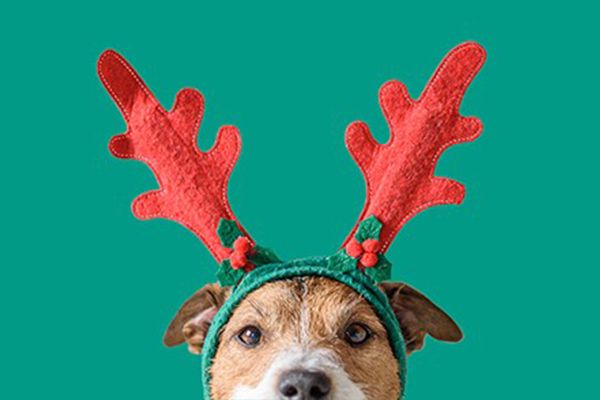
(279, 369), (331, 400)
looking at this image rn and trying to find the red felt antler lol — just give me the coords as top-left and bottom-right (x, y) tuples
(98, 50), (250, 262)
(342, 42), (486, 252)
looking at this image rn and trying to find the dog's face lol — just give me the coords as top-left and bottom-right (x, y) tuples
(164, 277), (462, 400)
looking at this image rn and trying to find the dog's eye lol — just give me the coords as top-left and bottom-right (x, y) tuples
(237, 325), (262, 347)
(344, 323), (372, 346)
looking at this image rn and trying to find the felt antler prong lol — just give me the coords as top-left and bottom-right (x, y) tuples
(98, 50), (250, 263)
(343, 42), (486, 253)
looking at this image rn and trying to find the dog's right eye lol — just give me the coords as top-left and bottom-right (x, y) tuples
(237, 325), (262, 348)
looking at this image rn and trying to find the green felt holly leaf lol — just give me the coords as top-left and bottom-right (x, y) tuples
(364, 254), (392, 283)
(327, 250), (358, 273)
(216, 260), (245, 287)
(217, 219), (243, 248)
(252, 246), (281, 266)
(355, 215), (383, 242)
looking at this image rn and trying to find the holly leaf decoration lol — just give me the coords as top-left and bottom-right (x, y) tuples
(327, 250), (358, 273)
(217, 218), (243, 248)
(355, 215), (382, 242)
(364, 254), (392, 283)
(252, 246), (281, 266)
(216, 260), (245, 287)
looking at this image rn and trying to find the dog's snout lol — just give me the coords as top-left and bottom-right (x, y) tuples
(278, 369), (331, 400)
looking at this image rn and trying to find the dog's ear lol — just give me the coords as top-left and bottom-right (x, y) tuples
(163, 283), (230, 355)
(380, 282), (463, 355)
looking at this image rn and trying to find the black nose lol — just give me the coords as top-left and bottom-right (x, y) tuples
(278, 369), (331, 400)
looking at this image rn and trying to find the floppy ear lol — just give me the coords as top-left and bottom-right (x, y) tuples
(163, 283), (230, 355)
(380, 282), (463, 355)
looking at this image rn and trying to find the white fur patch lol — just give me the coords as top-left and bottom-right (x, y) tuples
(231, 346), (365, 400)
(299, 280), (309, 346)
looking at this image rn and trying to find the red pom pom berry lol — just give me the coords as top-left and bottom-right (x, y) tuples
(362, 239), (381, 253)
(345, 238), (364, 258)
(230, 251), (248, 269)
(233, 236), (252, 253)
(361, 252), (379, 268)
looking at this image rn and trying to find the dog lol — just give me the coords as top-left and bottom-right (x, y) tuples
(164, 277), (462, 399)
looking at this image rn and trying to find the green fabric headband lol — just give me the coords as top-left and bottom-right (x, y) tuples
(201, 257), (407, 399)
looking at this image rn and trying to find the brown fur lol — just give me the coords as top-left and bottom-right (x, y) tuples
(380, 282), (462, 354)
(209, 277), (399, 399)
(163, 283), (231, 354)
(165, 278), (462, 399)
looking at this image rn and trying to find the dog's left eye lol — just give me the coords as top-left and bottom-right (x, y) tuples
(344, 323), (372, 346)
(237, 325), (262, 347)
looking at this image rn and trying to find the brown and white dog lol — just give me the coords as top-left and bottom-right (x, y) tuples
(164, 277), (462, 400)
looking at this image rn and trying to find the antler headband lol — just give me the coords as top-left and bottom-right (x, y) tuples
(98, 42), (486, 398)
(98, 50), (249, 261)
(98, 50), (279, 285)
(330, 42), (486, 281)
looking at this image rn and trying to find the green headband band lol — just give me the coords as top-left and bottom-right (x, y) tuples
(201, 256), (407, 399)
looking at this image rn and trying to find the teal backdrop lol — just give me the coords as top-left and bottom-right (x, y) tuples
(1, 1), (598, 398)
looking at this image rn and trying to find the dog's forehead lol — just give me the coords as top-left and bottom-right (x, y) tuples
(244, 277), (361, 311)
(230, 277), (383, 334)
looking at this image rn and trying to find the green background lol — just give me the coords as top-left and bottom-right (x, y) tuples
(1, 1), (597, 398)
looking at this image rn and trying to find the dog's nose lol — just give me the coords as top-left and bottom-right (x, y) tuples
(278, 369), (331, 400)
